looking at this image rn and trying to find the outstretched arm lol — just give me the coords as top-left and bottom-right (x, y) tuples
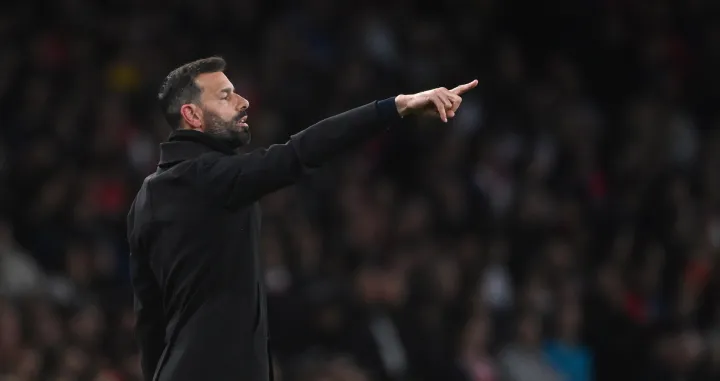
(203, 80), (479, 209)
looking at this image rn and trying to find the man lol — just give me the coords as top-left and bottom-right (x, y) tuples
(127, 56), (477, 381)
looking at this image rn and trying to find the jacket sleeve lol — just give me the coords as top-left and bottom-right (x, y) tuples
(130, 249), (166, 380)
(203, 97), (401, 209)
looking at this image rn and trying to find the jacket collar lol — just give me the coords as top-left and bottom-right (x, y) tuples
(158, 130), (236, 167)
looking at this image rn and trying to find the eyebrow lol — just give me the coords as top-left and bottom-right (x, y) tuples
(220, 87), (234, 95)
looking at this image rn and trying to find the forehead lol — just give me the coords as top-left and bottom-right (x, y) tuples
(195, 72), (233, 95)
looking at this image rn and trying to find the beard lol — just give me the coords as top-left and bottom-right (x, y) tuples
(202, 108), (250, 149)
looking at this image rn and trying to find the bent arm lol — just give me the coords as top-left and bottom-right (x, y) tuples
(204, 97), (401, 208)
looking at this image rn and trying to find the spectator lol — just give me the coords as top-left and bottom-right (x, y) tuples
(0, 220), (46, 297)
(456, 309), (498, 381)
(544, 301), (592, 381)
(498, 312), (561, 381)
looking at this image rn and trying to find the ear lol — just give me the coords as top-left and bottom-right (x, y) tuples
(180, 104), (203, 130)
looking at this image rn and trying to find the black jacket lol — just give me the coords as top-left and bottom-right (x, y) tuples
(127, 98), (401, 381)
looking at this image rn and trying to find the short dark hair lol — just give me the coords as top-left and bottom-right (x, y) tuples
(158, 57), (227, 130)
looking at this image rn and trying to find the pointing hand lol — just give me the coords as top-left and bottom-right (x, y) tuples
(394, 79), (478, 122)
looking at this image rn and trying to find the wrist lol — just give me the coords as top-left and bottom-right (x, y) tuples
(394, 94), (410, 117)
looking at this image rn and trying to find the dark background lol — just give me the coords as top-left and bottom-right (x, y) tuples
(2, 0), (720, 380)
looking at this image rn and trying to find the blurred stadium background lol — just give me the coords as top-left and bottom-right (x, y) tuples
(2, 0), (720, 380)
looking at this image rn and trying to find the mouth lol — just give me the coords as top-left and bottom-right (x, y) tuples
(236, 115), (249, 128)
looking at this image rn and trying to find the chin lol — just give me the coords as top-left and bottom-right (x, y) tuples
(237, 130), (251, 145)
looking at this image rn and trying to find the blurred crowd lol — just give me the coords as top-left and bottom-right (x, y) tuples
(3, 0), (720, 380)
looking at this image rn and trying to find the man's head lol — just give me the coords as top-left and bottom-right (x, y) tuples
(158, 57), (251, 147)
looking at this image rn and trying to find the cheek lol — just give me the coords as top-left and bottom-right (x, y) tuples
(221, 109), (240, 122)
(219, 102), (240, 116)
(204, 103), (234, 120)
(216, 105), (234, 117)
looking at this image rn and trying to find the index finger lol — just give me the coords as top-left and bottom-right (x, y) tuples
(450, 79), (479, 95)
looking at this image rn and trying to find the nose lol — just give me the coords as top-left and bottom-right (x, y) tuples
(236, 94), (249, 111)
